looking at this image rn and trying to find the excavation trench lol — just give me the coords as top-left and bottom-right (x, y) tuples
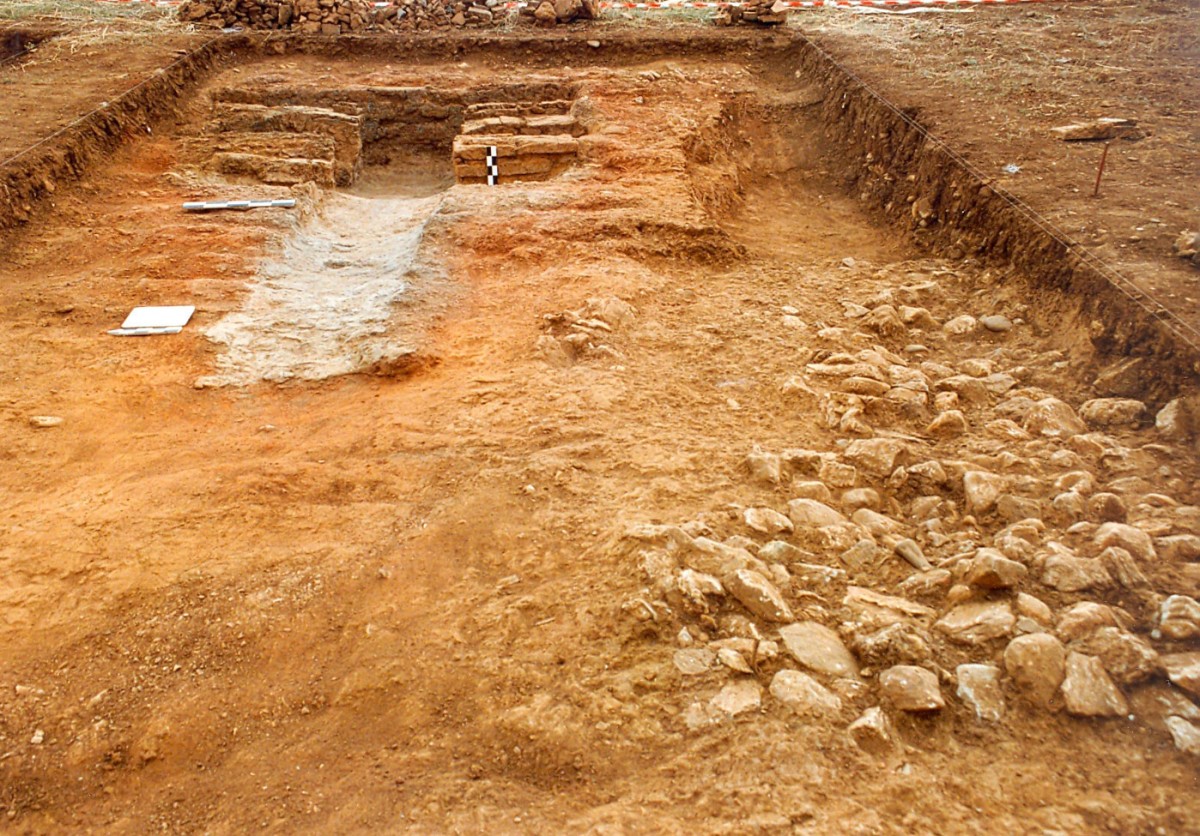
(4, 30), (1200, 833)
(1, 31), (1193, 399)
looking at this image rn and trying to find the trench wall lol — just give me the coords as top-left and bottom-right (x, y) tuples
(779, 37), (1198, 401)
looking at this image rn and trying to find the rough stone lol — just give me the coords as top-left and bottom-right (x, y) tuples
(717, 647), (754, 673)
(792, 480), (833, 502)
(841, 487), (881, 510)
(926, 409), (968, 438)
(1024, 397), (1086, 438)
(1095, 522), (1157, 561)
(963, 471), (1007, 514)
(673, 648), (716, 675)
(1165, 716), (1200, 755)
(787, 498), (847, 528)
(1160, 595), (1200, 641)
(879, 665), (944, 711)
(893, 539), (932, 571)
(843, 586), (936, 630)
(743, 507), (794, 536)
(779, 621), (859, 677)
(1041, 547), (1113, 592)
(1099, 546), (1150, 590)
(1079, 398), (1146, 429)
(963, 548), (1027, 589)
(943, 314), (977, 335)
(1057, 602), (1125, 642)
(848, 706), (896, 755)
(1072, 626), (1159, 686)
(936, 600), (1014, 645)
(1005, 633), (1067, 706)
(746, 448), (783, 485)
(769, 669), (842, 716)
(1087, 492), (1127, 523)
(1162, 653), (1200, 698)
(956, 664), (1005, 722)
(709, 680), (763, 716)
(1156, 398), (1191, 442)
(1062, 652), (1128, 717)
(1016, 592), (1053, 624)
(844, 438), (909, 476)
(725, 569), (793, 623)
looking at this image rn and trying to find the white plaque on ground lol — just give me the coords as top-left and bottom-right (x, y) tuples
(109, 305), (196, 336)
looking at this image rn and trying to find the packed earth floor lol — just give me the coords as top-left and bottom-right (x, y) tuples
(0, 6), (1199, 834)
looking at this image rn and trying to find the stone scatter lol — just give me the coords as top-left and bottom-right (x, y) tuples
(617, 263), (1199, 765)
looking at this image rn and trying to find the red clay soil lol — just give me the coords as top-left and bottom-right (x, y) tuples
(0, 14), (1197, 835)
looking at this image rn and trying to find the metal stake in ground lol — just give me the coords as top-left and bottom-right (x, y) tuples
(486, 146), (499, 186)
(1092, 142), (1112, 198)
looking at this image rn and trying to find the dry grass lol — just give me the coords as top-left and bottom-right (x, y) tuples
(0, 0), (175, 22)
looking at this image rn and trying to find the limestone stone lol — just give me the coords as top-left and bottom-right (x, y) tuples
(1016, 592), (1053, 624)
(792, 480), (833, 502)
(1052, 491), (1087, 523)
(757, 540), (809, 565)
(1165, 716), (1200, 755)
(963, 470), (1007, 514)
(1062, 652), (1128, 717)
(943, 314), (977, 335)
(1057, 602), (1125, 642)
(819, 458), (858, 488)
(841, 487), (880, 510)
(709, 679), (763, 716)
(1005, 633), (1067, 706)
(1162, 653), (1200, 698)
(1072, 626), (1158, 686)
(1098, 546), (1150, 590)
(843, 586), (936, 630)
(963, 548), (1027, 589)
(848, 706), (896, 755)
(744, 507), (794, 536)
(1095, 522), (1157, 561)
(1079, 397), (1146, 429)
(770, 669), (842, 716)
(893, 539), (932, 571)
(1156, 399), (1191, 442)
(1157, 534), (1200, 562)
(840, 539), (879, 571)
(926, 409), (967, 438)
(725, 569), (793, 623)
(746, 448), (783, 485)
(935, 600), (1014, 645)
(787, 498), (847, 528)
(1160, 595), (1200, 641)
(779, 621), (859, 677)
(879, 665), (944, 711)
(851, 509), (904, 538)
(1024, 397), (1086, 438)
(674, 648), (716, 675)
(844, 438), (909, 476)
(1041, 548), (1113, 592)
(717, 647), (753, 673)
(1087, 492), (1127, 523)
(996, 493), (1041, 522)
(956, 664), (1005, 722)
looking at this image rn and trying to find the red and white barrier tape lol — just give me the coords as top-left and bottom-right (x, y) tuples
(86, 0), (1058, 8)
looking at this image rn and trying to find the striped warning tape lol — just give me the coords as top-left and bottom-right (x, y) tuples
(86, 0), (1058, 8)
